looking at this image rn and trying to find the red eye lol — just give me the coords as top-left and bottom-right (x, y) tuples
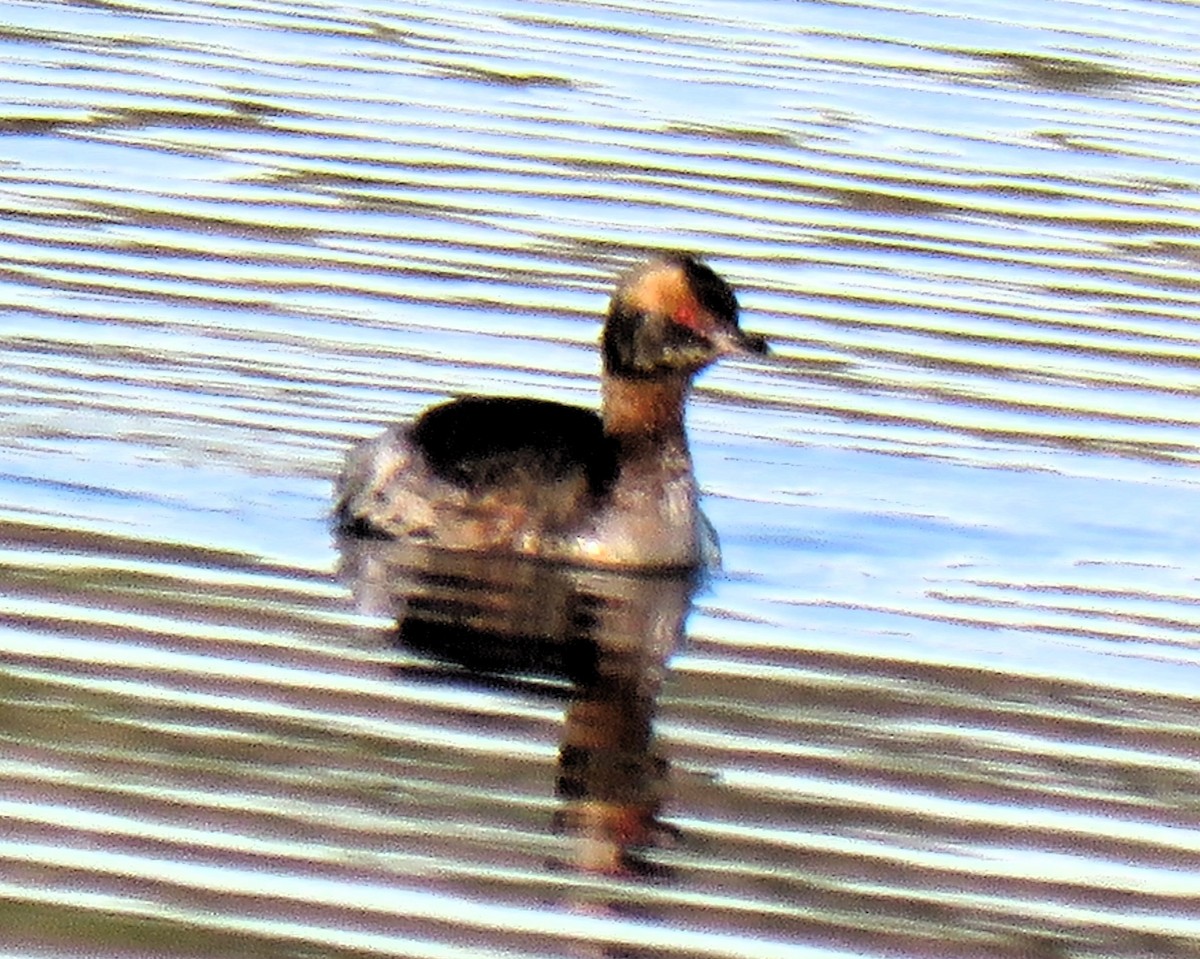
(673, 302), (701, 330)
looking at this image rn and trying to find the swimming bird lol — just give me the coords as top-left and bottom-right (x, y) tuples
(334, 253), (767, 570)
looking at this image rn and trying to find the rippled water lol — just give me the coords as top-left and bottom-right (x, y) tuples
(4, 0), (1200, 956)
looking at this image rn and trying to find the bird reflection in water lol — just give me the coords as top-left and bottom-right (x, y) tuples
(337, 536), (697, 881)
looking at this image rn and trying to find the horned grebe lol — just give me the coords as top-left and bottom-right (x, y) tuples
(334, 253), (767, 569)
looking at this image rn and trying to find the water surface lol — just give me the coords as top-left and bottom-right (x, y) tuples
(3, 0), (1200, 956)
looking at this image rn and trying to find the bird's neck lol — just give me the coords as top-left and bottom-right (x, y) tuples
(600, 372), (691, 441)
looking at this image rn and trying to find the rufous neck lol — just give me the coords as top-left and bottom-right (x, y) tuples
(601, 372), (690, 439)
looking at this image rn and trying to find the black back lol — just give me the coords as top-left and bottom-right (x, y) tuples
(410, 397), (619, 497)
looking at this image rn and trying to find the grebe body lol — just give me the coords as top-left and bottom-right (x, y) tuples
(335, 254), (767, 570)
